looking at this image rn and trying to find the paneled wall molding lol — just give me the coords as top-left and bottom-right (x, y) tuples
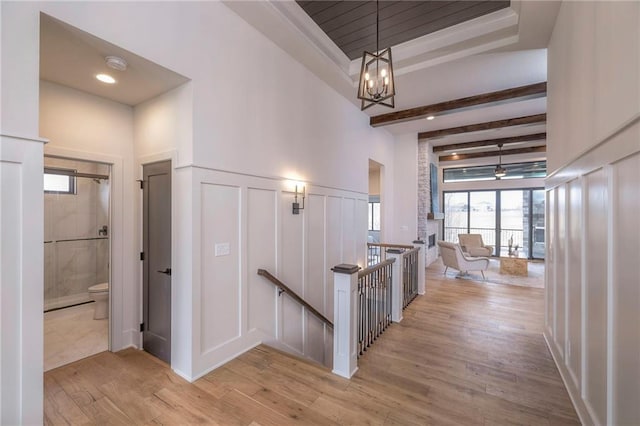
(181, 165), (367, 381)
(544, 122), (640, 425)
(546, 113), (640, 189)
(176, 164), (369, 196)
(0, 136), (45, 425)
(0, 132), (49, 144)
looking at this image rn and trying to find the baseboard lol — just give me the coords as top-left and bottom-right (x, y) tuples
(543, 332), (592, 426)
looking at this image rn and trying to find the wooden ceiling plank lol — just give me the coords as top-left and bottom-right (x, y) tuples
(418, 113), (547, 140)
(439, 145), (547, 161)
(339, 1), (456, 56)
(432, 133), (547, 153)
(296, 1), (341, 18)
(371, 82), (547, 127)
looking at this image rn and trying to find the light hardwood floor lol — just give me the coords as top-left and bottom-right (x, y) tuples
(44, 262), (579, 425)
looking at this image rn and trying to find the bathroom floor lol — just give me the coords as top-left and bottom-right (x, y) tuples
(44, 303), (108, 371)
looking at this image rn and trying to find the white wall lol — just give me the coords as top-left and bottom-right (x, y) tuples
(1, 2), (396, 418)
(39, 81), (138, 354)
(546, 2), (640, 425)
(368, 168), (380, 196)
(392, 133), (418, 243)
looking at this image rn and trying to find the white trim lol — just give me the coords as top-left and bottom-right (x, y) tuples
(544, 332), (591, 426)
(546, 113), (640, 188)
(43, 146), (124, 353)
(177, 164), (369, 196)
(0, 132), (49, 144)
(136, 150), (178, 361)
(605, 164), (614, 426)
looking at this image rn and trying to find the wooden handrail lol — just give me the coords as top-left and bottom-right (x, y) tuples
(358, 258), (396, 279)
(257, 269), (333, 328)
(367, 242), (414, 249)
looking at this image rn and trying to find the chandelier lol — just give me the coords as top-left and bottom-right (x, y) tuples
(357, 0), (396, 110)
(494, 143), (507, 178)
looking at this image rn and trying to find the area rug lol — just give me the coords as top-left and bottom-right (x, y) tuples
(427, 257), (545, 288)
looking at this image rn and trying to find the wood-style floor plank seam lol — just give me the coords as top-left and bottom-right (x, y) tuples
(44, 260), (579, 425)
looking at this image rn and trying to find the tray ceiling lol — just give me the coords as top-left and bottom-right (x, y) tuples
(296, 0), (511, 60)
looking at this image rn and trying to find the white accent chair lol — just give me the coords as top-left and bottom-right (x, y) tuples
(458, 233), (493, 257)
(437, 241), (490, 280)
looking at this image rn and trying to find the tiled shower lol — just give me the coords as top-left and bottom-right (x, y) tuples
(43, 156), (110, 312)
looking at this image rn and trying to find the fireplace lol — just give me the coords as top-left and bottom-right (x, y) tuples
(428, 234), (436, 248)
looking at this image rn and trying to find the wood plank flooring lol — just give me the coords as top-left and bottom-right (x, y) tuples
(44, 262), (579, 425)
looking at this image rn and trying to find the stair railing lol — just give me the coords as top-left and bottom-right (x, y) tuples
(367, 242), (414, 266)
(257, 269), (333, 328)
(357, 258), (394, 356)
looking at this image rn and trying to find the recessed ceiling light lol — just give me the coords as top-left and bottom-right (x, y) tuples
(96, 74), (116, 84)
(451, 152), (457, 156)
(426, 115), (435, 120)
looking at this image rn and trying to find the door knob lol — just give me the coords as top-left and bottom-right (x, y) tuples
(157, 268), (172, 276)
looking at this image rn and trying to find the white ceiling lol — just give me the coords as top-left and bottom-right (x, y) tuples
(225, 0), (560, 167)
(40, 14), (189, 107)
(39, 3), (559, 169)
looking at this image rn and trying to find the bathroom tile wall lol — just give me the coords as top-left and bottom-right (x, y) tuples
(44, 157), (109, 309)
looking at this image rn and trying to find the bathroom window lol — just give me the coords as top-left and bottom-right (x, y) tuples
(44, 168), (76, 194)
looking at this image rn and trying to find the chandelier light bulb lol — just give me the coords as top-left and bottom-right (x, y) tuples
(365, 72), (370, 81)
(380, 69), (387, 77)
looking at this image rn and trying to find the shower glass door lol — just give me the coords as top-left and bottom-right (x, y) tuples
(43, 156), (110, 311)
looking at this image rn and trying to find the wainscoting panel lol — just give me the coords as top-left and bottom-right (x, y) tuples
(545, 188), (556, 338)
(584, 168), (608, 425)
(280, 191), (305, 353)
(0, 135), (46, 424)
(545, 120), (640, 425)
(611, 152), (640, 425)
(326, 196), (343, 322)
(554, 184), (566, 357)
(247, 188), (277, 335)
(189, 167), (366, 379)
(200, 183), (242, 353)
(566, 179), (582, 388)
(1, 160), (23, 421)
(305, 194), (327, 363)
(356, 199), (368, 268)
(342, 197), (356, 265)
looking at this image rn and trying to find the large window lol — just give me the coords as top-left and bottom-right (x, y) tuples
(444, 188), (545, 259)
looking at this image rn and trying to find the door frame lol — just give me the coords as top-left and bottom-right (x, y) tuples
(43, 146), (122, 352)
(136, 151), (177, 360)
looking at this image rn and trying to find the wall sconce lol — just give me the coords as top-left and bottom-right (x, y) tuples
(292, 184), (305, 214)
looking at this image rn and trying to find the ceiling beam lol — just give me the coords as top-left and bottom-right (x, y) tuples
(439, 145), (546, 161)
(418, 113), (546, 140)
(432, 133), (546, 153)
(370, 82), (547, 127)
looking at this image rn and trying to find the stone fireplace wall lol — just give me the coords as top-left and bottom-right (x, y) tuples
(418, 140), (441, 266)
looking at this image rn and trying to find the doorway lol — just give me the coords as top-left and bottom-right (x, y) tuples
(43, 155), (111, 371)
(142, 160), (172, 363)
(368, 160), (383, 265)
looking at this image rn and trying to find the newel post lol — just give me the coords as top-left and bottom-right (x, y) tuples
(386, 249), (404, 323)
(331, 263), (360, 379)
(413, 240), (426, 295)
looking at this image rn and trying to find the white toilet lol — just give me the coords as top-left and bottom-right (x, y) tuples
(88, 282), (109, 320)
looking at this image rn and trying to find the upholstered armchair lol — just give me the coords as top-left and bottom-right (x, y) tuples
(437, 241), (489, 279)
(458, 234), (493, 257)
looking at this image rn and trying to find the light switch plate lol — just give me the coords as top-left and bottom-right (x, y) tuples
(215, 242), (230, 257)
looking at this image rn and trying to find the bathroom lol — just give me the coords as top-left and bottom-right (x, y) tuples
(43, 156), (111, 371)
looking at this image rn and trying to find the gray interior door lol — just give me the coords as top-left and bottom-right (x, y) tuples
(142, 160), (172, 363)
